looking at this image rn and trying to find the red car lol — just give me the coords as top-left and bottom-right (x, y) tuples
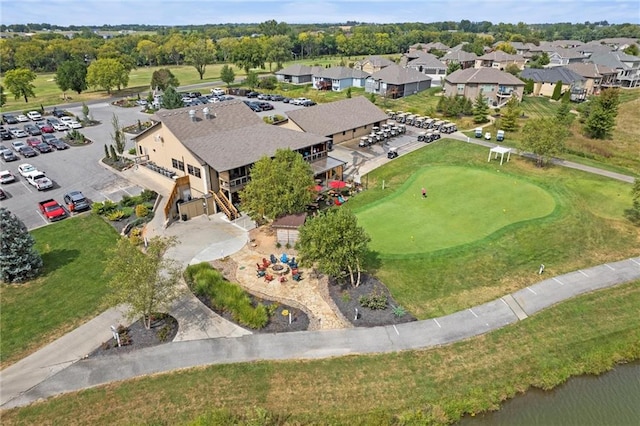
(26, 137), (42, 147)
(36, 121), (55, 133)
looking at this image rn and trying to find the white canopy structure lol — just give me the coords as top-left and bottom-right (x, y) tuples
(488, 146), (512, 165)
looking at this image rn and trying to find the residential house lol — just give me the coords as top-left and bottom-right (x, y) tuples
(520, 67), (587, 101)
(444, 67), (525, 107)
(598, 38), (640, 51)
(408, 42), (450, 53)
(133, 101), (340, 221)
(565, 62), (618, 95)
(284, 96), (389, 145)
(353, 55), (395, 74)
(586, 51), (640, 88)
(549, 40), (584, 49)
(508, 42), (539, 57)
(312, 66), (370, 91)
(402, 51), (447, 85)
(441, 50), (478, 70)
(573, 42), (615, 58)
(365, 64), (432, 98)
(275, 64), (323, 84)
(475, 50), (526, 71)
(546, 48), (585, 67)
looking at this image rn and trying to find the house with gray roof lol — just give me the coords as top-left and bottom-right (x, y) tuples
(275, 64), (323, 84)
(284, 96), (389, 145)
(365, 64), (432, 98)
(402, 52), (447, 85)
(444, 68), (525, 107)
(546, 48), (585, 67)
(312, 66), (370, 91)
(354, 56), (395, 74)
(565, 62), (618, 95)
(585, 51), (640, 88)
(441, 50), (477, 69)
(409, 42), (450, 53)
(521, 67), (587, 101)
(133, 100), (342, 221)
(475, 51), (526, 71)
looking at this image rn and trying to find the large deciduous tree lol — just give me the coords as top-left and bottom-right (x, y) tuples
(262, 35), (293, 71)
(220, 64), (235, 86)
(240, 149), (315, 223)
(234, 36), (265, 74)
(4, 68), (37, 103)
(150, 68), (180, 91)
(472, 91), (490, 123)
(86, 58), (129, 94)
(185, 39), (216, 80)
(104, 236), (181, 329)
(521, 117), (569, 167)
(0, 208), (43, 283)
(583, 88), (620, 139)
(55, 60), (88, 97)
(297, 208), (371, 288)
(0, 85), (6, 107)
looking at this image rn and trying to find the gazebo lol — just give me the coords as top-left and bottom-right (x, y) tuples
(488, 146), (512, 165)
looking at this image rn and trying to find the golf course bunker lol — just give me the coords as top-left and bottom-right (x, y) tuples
(357, 166), (556, 256)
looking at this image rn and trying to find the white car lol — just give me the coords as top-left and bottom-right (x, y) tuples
(0, 170), (15, 184)
(26, 172), (53, 190)
(60, 117), (82, 129)
(291, 97), (309, 105)
(18, 163), (38, 177)
(16, 114), (29, 122)
(211, 88), (225, 96)
(52, 122), (68, 131)
(11, 140), (27, 152)
(26, 111), (42, 121)
(9, 127), (28, 138)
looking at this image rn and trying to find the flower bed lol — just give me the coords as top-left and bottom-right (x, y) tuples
(92, 189), (158, 236)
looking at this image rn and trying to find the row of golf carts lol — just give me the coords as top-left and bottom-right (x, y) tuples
(386, 110), (458, 134)
(358, 122), (407, 147)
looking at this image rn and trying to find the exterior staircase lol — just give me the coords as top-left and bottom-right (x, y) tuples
(212, 190), (239, 220)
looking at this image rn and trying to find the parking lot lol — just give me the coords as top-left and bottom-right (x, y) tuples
(1, 102), (150, 230)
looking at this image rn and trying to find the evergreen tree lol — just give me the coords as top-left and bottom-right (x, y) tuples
(0, 208), (43, 283)
(346, 87), (352, 98)
(584, 88), (619, 139)
(473, 92), (489, 123)
(556, 101), (573, 125)
(561, 89), (571, 103)
(161, 86), (184, 109)
(551, 80), (563, 100)
(523, 78), (534, 95)
(501, 97), (520, 131)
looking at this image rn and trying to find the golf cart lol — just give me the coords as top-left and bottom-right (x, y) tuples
(359, 136), (369, 147)
(387, 146), (398, 159)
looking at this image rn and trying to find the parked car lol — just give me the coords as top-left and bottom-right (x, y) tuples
(291, 97), (309, 105)
(11, 140), (27, 152)
(2, 114), (18, 124)
(257, 93), (270, 100)
(34, 142), (52, 153)
(26, 137), (42, 147)
(63, 190), (90, 211)
(136, 99), (148, 106)
(19, 146), (38, 158)
(243, 101), (262, 112)
(41, 134), (57, 144)
(26, 111), (43, 121)
(0, 170), (16, 184)
(16, 114), (29, 123)
(51, 109), (67, 118)
(269, 94), (284, 102)
(60, 117), (82, 129)
(301, 100), (317, 107)
(9, 127), (28, 138)
(211, 88), (225, 96)
(48, 138), (69, 150)
(257, 102), (274, 111)
(27, 172), (53, 190)
(246, 91), (260, 98)
(24, 124), (42, 136)
(18, 163), (38, 177)
(0, 145), (10, 156)
(0, 128), (12, 140)
(2, 150), (18, 162)
(36, 121), (55, 133)
(38, 199), (66, 221)
(47, 118), (68, 131)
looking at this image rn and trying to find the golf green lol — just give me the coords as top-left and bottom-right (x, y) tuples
(355, 166), (556, 256)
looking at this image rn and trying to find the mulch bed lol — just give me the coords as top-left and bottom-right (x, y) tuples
(89, 314), (178, 358)
(328, 274), (417, 327)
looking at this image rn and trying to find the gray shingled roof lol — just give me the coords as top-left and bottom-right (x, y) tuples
(445, 67), (525, 85)
(548, 47), (585, 59)
(314, 66), (370, 79)
(406, 52), (447, 69)
(442, 50), (478, 62)
(521, 67), (585, 84)
(368, 63), (433, 85)
(148, 101), (328, 171)
(587, 51), (640, 70)
(477, 51), (525, 61)
(286, 96), (388, 137)
(275, 64), (318, 76)
(565, 62), (617, 78)
(357, 55), (394, 68)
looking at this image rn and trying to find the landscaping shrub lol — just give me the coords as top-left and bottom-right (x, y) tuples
(121, 194), (139, 207)
(359, 291), (388, 310)
(120, 207), (134, 218)
(135, 204), (149, 218)
(140, 189), (158, 202)
(106, 210), (126, 221)
(92, 200), (118, 215)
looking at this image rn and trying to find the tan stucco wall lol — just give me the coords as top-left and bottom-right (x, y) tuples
(532, 82), (566, 97)
(331, 123), (381, 144)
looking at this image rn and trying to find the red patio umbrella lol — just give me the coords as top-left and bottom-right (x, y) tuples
(329, 180), (346, 189)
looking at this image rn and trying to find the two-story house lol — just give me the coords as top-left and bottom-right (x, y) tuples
(441, 50), (478, 70)
(520, 67), (587, 101)
(586, 51), (640, 88)
(444, 67), (525, 107)
(475, 51), (526, 71)
(401, 51), (447, 86)
(564, 62), (618, 94)
(353, 56), (395, 74)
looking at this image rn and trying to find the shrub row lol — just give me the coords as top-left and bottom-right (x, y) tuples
(185, 263), (269, 329)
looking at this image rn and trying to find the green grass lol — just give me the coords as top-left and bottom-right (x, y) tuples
(355, 166), (555, 255)
(0, 214), (119, 366)
(347, 139), (639, 319)
(3, 281), (638, 425)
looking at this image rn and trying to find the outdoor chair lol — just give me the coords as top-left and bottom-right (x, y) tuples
(262, 258), (271, 267)
(278, 276), (287, 283)
(292, 273), (303, 282)
(264, 274), (274, 282)
(256, 263), (266, 271)
(280, 253), (289, 263)
(270, 254), (278, 265)
(256, 270), (266, 278)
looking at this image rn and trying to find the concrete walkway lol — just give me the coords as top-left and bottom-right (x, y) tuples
(3, 257), (639, 409)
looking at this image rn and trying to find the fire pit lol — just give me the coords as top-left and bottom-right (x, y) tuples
(268, 263), (290, 276)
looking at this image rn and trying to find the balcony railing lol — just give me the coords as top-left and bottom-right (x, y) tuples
(219, 175), (249, 190)
(303, 151), (327, 162)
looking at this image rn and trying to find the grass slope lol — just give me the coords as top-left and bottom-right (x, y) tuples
(355, 166), (555, 255)
(0, 214), (119, 366)
(3, 281), (638, 425)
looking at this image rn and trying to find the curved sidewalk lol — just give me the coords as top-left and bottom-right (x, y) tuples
(3, 257), (639, 409)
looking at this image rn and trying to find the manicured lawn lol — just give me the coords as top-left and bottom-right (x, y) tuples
(0, 214), (119, 366)
(3, 281), (638, 425)
(347, 140), (639, 319)
(356, 166), (555, 255)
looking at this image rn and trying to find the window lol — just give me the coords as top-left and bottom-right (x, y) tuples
(187, 164), (201, 178)
(171, 158), (184, 171)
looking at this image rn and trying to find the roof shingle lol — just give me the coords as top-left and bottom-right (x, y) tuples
(445, 68), (525, 85)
